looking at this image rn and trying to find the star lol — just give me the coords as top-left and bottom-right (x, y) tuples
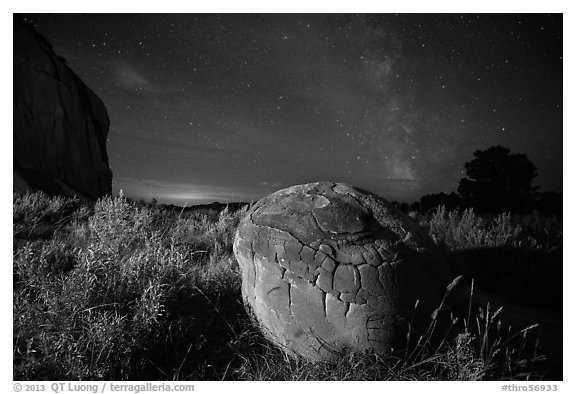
(20, 13), (561, 204)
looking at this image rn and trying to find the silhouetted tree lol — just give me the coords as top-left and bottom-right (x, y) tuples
(398, 202), (411, 213)
(419, 192), (462, 213)
(458, 146), (538, 214)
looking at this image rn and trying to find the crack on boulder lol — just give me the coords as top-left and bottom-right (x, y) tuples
(267, 286), (282, 296)
(287, 283), (293, 318)
(251, 221), (301, 248)
(234, 182), (452, 361)
(343, 301), (351, 318)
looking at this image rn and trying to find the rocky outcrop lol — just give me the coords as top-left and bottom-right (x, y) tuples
(233, 182), (452, 361)
(13, 19), (112, 200)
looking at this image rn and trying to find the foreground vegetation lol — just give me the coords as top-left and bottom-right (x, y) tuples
(13, 192), (562, 380)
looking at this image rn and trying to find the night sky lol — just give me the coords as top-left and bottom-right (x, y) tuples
(23, 13), (562, 205)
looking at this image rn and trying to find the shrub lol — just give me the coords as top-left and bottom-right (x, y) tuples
(427, 206), (521, 250)
(231, 277), (545, 380)
(12, 193), (557, 380)
(13, 191), (84, 240)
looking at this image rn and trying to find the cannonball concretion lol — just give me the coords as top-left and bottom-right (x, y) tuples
(233, 182), (452, 361)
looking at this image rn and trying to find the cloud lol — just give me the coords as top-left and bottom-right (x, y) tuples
(110, 60), (174, 94)
(258, 181), (282, 188)
(115, 177), (260, 204)
(109, 16), (462, 202)
(53, 46), (81, 61)
(389, 159), (417, 182)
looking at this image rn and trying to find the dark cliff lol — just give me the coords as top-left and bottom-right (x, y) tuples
(13, 18), (112, 200)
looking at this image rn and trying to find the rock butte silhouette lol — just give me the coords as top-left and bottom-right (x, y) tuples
(13, 18), (112, 200)
(234, 182), (452, 361)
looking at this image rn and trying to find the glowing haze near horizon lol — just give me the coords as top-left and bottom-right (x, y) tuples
(24, 14), (562, 205)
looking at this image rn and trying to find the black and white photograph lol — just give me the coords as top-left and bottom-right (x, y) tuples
(10, 3), (567, 385)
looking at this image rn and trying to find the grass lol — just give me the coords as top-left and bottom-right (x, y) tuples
(13, 192), (561, 380)
(421, 206), (562, 311)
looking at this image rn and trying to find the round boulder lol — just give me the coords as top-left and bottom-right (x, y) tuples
(233, 182), (452, 361)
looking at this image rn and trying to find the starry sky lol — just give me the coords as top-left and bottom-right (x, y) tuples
(22, 13), (562, 205)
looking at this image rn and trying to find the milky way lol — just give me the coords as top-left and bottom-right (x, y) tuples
(23, 14), (562, 204)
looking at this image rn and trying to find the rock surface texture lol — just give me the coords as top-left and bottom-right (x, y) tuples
(13, 20), (112, 199)
(233, 182), (452, 361)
